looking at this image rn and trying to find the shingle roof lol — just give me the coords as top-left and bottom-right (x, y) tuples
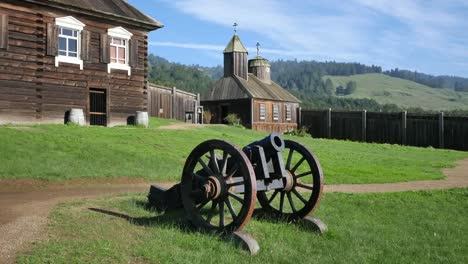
(224, 34), (248, 53)
(20, 0), (163, 30)
(201, 74), (300, 103)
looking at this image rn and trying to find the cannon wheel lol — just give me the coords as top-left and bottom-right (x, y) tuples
(181, 140), (256, 233)
(257, 140), (323, 221)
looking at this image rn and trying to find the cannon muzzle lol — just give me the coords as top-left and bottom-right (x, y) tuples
(243, 132), (285, 159)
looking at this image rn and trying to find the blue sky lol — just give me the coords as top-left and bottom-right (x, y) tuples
(130, 0), (468, 77)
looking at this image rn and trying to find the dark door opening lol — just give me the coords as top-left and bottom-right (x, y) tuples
(221, 105), (228, 124)
(89, 89), (107, 126)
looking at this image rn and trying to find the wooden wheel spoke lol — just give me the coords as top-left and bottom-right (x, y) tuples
(296, 183), (314, 191)
(279, 192), (285, 212)
(193, 172), (205, 181)
(226, 198), (237, 219)
(221, 151), (229, 175)
(206, 201), (218, 223)
(210, 149), (220, 174)
(225, 163), (239, 180)
(292, 189), (308, 204)
(295, 171), (312, 179)
(198, 158), (214, 176)
(196, 199), (210, 210)
(219, 201), (225, 227)
(287, 192), (297, 212)
(286, 148), (294, 169)
(229, 192), (244, 203)
(268, 190), (279, 203)
(291, 157), (306, 173)
(227, 180), (244, 188)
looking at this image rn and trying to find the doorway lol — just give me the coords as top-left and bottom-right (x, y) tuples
(89, 88), (107, 126)
(221, 105), (229, 124)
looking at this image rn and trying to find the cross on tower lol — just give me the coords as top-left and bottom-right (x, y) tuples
(256, 42), (261, 57)
(233, 22), (238, 34)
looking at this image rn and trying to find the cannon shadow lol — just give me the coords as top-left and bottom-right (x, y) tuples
(88, 206), (189, 231)
(88, 203), (257, 252)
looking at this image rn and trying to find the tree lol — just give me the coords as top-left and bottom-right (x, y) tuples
(345, 81), (357, 94)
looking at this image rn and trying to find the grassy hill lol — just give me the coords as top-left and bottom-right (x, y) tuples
(325, 73), (468, 110)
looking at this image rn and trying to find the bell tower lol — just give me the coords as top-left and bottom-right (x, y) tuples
(223, 23), (249, 80)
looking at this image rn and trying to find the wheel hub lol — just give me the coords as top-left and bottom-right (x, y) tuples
(283, 170), (295, 192)
(203, 176), (223, 200)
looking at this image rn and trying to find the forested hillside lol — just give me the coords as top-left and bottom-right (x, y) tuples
(148, 54), (214, 94)
(147, 55), (468, 113)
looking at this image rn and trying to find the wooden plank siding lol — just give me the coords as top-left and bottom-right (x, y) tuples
(147, 84), (199, 123)
(301, 109), (468, 151)
(251, 99), (298, 132)
(0, 2), (150, 126)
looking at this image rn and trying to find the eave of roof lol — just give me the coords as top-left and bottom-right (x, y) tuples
(16, 0), (163, 31)
(237, 74), (301, 103)
(202, 75), (300, 103)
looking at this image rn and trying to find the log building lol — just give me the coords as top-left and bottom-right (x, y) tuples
(201, 34), (300, 132)
(0, 0), (162, 126)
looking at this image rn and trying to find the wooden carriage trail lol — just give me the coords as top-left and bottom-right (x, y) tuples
(0, 159), (467, 263)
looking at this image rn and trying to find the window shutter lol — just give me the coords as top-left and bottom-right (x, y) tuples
(81, 30), (90, 61)
(129, 39), (139, 68)
(46, 23), (58, 56)
(0, 14), (8, 50)
(100, 33), (110, 63)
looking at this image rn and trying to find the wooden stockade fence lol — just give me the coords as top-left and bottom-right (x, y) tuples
(147, 84), (203, 124)
(300, 109), (468, 151)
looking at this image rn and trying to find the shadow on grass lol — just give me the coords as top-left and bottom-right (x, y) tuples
(252, 208), (328, 234)
(88, 202), (258, 253)
(88, 207), (189, 231)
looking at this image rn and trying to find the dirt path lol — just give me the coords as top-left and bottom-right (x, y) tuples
(0, 159), (467, 263)
(0, 180), (173, 264)
(325, 158), (468, 193)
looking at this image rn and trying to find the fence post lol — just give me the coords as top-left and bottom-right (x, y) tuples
(439, 112), (444, 149)
(326, 108), (332, 139)
(298, 106), (302, 128)
(172, 87), (177, 120)
(401, 111), (407, 145)
(362, 110), (367, 142)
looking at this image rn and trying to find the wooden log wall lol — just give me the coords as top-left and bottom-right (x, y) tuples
(301, 109), (468, 151)
(252, 99), (298, 132)
(0, 2), (149, 126)
(147, 84), (199, 123)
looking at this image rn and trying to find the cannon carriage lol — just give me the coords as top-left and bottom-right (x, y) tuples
(148, 133), (325, 253)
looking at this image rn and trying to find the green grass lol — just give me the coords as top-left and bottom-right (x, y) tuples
(0, 119), (466, 184)
(17, 189), (468, 263)
(325, 73), (468, 110)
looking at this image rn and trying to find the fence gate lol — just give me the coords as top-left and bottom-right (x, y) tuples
(89, 88), (107, 126)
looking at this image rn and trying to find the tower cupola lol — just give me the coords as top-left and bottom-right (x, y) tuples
(248, 43), (271, 83)
(223, 25), (249, 79)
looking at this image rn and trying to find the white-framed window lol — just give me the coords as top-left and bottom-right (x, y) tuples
(110, 37), (127, 64)
(286, 105), (292, 121)
(58, 27), (78, 57)
(55, 16), (85, 70)
(107, 27), (132, 75)
(259, 103), (266, 120)
(273, 104), (279, 121)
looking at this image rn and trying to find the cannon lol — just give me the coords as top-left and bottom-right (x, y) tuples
(148, 133), (324, 253)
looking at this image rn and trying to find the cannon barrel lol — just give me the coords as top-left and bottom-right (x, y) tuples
(243, 132), (285, 161)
